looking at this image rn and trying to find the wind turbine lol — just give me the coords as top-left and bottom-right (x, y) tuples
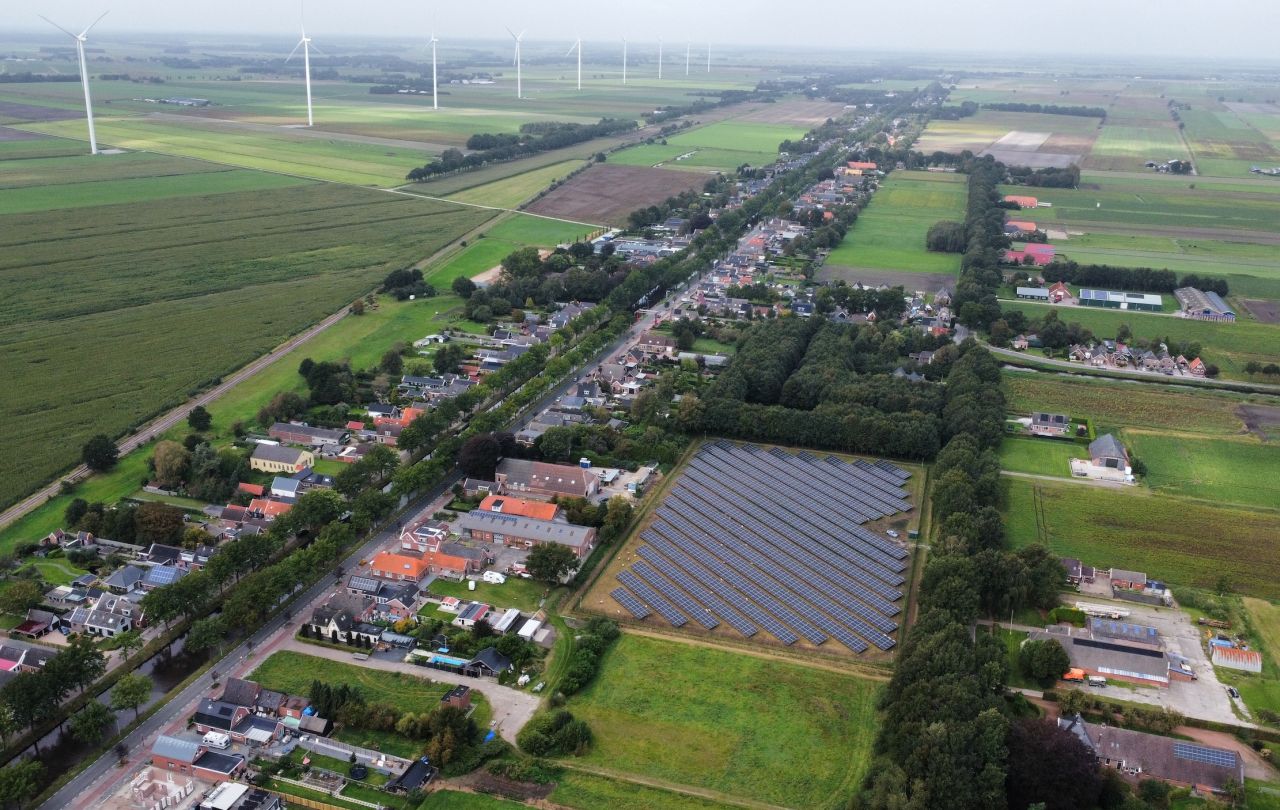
(706, 41), (711, 73)
(429, 31), (439, 109)
(685, 42), (691, 76)
(38, 11), (108, 155)
(622, 37), (628, 85)
(566, 36), (582, 91)
(286, 6), (317, 127)
(506, 27), (525, 99)
(658, 38), (663, 80)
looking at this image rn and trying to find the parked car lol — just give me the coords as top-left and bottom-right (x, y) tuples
(1227, 686), (1241, 699)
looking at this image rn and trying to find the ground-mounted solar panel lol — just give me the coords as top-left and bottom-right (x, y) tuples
(1172, 742), (1238, 768)
(874, 458), (911, 480)
(611, 587), (651, 619)
(723, 446), (881, 522)
(817, 456), (911, 508)
(636, 544), (758, 637)
(618, 570), (689, 627)
(631, 560), (719, 630)
(755, 446), (893, 520)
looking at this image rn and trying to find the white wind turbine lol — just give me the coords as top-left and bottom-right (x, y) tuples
(429, 31), (439, 109)
(38, 11), (108, 155)
(706, 41), (711, 73)
(506, 27), (525, 99)
(622, 37), (628, 85)
(685, 41), (691, 76)
(566, 36), (582, 91)
(657, 38), (663, 79)
(286, 6), (318, 127)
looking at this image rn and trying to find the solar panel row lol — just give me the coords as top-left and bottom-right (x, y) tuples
(631, 560), (719, 630)
(636, 543), (758, 636)
(610, 587), (651, 619)
(618, 570), (689, 627)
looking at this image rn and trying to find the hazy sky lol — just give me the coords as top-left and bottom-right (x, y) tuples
(8, 0), (1280, 61)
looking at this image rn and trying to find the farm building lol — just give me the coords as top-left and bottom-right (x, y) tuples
(249, 444), (313, 474)
(1062, 557), (1096, 585)
(477, 495), (561, 521)
(1110, 568), (1147, 590)
(1211, 646), (1262, 673)
(1028, 627), (1189, 687)
(1030, 412), (1070, 436)
(1003, 219), (1040, 236)
(1078, 289), (1163, 312)
(1174, 287), (1236, 322)
(1003, 194), (1039, 208)
(1058, 715), (1244, 792)
(1016, 286), (1051, 301)
(1004, 244), (1057, 266)
(455, 510), (597, 558)
(494, 458), (599, 499)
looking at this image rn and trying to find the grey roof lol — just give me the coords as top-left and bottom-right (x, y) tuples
(1016, 286), (1050, 299)
(271, 477), (301, 494)
(251, 443), (309, 465)
(153, 734), (200, 763)
(143, 565), (185, 587)
(455, 510), (595, 552)
(195, 699), (242, 731)
(1060, 714), (1242, 789)
(469, 647), (512, 673)
(440, 541), (486, 562)
(1089, 433), (1126, 460)
(269, 422), (347, 443)
(194, 751), (245, 775)
(495, 458), (595, 497)
(103, 565), (145, 589)
(347, 574), (380, 594)
(220, 677), (260, 708)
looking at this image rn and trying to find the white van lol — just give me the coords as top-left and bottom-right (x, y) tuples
(482, 571), (507, 585)
(1087, 676), (1107, 688)
(202, 731), (231, 749)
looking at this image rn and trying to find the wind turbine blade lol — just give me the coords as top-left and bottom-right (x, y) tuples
(518, 30), (526, 39)
(79, 11), (110, 38)
(309, 41), (326, 56)
(565, 41), (578, 57)
(505, 26), (516, 39)
(286, 38), (304, 62)
(37, 15), (78, 39)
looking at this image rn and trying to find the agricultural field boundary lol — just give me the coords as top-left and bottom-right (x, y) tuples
(553, 761), (793, 810)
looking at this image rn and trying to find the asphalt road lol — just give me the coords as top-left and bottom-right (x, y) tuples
(0, 307), (351, 533)
(47, 285), (683, 809)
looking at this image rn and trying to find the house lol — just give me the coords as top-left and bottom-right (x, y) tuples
(11, 609), (58, 639)
(1058, 714), (1243, 792)
(140, 564), (186, 591)
(237, 482), (265, 498)
(441, 685), (472, 710)
(1005, 244), (1057, 266)
(307, 593), (380, 644)
(1003, 219), (1040, 236)
(1212, 647), (1262, 673)
(1047, 281), (1072, 303)
(467, 647), (513, 677)
(151, 735), (246, 783)
(477, 495), (561, 521)
(247, 498), (293, 520)
(1030, 412), (1070, 437)
(268, 422), (348, 447)
(455, 511), (597, 558)
(369, 551), (432, 585)
(1174, 287), (1236, 322)
(1003, 194), (1039, 208)
(1062, 557), (1096, 585)
(269, 476), (301, 500)
(103, 564), (146, 593)
(1090, 434), (1129, 470)
(194, 699), (250, 734)
(68, 593), (138, 637)
(1012, 334), (1030, 350)
(232, 713), (284, 746)
(462, 478), (499, 497)
(635, 332), (679, 356)
(347, 575), (420, 621)
(1078, 289), (1163, 312)
(494, 458), (599, 499)
(249, 444), (314, 474)
(1110, 569), (1148, 590)
(1188, 357), (1206, 377)
(375, 422), (405, 446)
(219, 677), (260, 709)
(453, 602), (490, 628)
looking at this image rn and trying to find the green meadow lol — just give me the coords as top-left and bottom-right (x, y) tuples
(1123, 431), (1280, 507)
(443, 160), (586, 209)
(997, 436), (1083, 477)
(824, 170), (967, 274)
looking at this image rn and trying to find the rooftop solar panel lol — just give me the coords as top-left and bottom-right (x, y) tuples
(1172, 742), (1238, 769)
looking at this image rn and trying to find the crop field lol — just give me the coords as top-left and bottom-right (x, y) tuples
(823, 170), (967, 275)
(1004, 301), (1280, 377)
(484, 213), (597, 245)
(440, 160), (587, 209)
(567, 633), (881, 809)
(997, 436), (1082, 476)
(0, 168), (489, 509)
(1004, 478), (1280, 600)
(0, 131), (86, 159)
(525, 163), (707, 225)
(914, 110), (1101, 167)
(607, 120), (805, 172)
(1123, 431), (1280, 507)
(1002, 374), (1257, 435)
(1180, 108), (1280, 178)
(1085, 123), (1191, 171)
(19, 115), (433, 186)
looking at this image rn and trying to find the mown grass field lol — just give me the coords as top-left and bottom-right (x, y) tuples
(251, 651), (490, 757)
(1003, 477), (1280, 600)
(548, 771), (729, 810)
(1123, 431), (1280, 507)
(997, 436), (1082, 476)
(441, 161), (586, 209)
(1004, 301), (1280, 377)
(824, 170), (967, 274)
(566, 634), (880, 809)
(1002, 373), (1257, 435)
(0, 155), (490, 510)
(424, 576), (554, 614)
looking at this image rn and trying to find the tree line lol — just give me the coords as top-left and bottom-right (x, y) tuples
(1039, 262), (1229, 295)
(406, 118), (637, 180)
(982, 102), (1107, 119)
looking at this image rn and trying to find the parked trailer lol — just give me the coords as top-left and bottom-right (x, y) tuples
(1075, 602), (1130, 619)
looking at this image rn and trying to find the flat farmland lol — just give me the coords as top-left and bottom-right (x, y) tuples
(423, 214), (596, 288)
(915, 110), (1100, 167)
(1003, 477), (1280, 601)
(0, 166), (489, 508)
(997, 436), (1082, 476)
(1123, 431), (1280, 507)
(442, 160), (587, 209)
(566, 633), (881, 809)
(823, 170), (967, 275)
(0, 131), (85, 159)
(1085, 123), (1191, 171)
(1180, 108), (1280, 178)
(525, 163), (706, 226)
(1004, 301), (1280, 377)
(20, 115), (432, 186)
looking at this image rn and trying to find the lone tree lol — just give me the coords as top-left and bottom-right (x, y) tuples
(526, 543), (577, 584)
(82, 434), (119, 472)
(458, 433), (503, 479)
(111, 673), (152, 721)
(187, 405), (212, 432)
(1019, 638), (1071, 687)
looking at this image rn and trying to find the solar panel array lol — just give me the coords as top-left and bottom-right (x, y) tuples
(1172, 742), (1238, 769)
(610, 442), (913, 653)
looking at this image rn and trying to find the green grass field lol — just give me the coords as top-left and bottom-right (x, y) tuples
(824, 170), (967, 274)
(442, 161), (587, 209)
(250, 650), (490, 757)
(419, 792), (527, 809)
(1003, 477), (1280, 600)
(566, 634), (880, 809)
(1124, 431), (1280, 507)
(1004, 301), (1280, 377)
(998, 436), (1083, 476)
(1085, 123), (1191, 171)
(549, 771), (729, 810)
(423, 576), (555, 613)
(0, 156), (490, 510)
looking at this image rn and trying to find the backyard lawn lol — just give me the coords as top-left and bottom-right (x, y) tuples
(423, 576), (557, 614)
(998, 436), (1082, 477)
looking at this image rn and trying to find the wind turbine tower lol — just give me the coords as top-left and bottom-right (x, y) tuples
(685, 42), (691, 76)
(566, 37), (582, 91)
(430, 32), (439, 109)
(507, 28), (525, 99)
(286, 8), (316, 127)
(622, 38), (628, 85)
(38, 12), (107, 155)
(658, 38), (663, 79)
(706, 41), (711, 73)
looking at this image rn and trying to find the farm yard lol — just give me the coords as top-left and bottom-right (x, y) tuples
(0, 154), (491, 510)
(525, 163), (707, 226)
(1003, 477), (1280, 601)
(820, 170), (967, 277)
(566, 633), (882, 810)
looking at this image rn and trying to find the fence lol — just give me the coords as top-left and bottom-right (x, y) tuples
(270, 776), (383, 810)
(296, 735), (409, 775)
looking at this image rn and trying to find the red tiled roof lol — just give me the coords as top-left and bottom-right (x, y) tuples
(237, 483), (265, 496)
